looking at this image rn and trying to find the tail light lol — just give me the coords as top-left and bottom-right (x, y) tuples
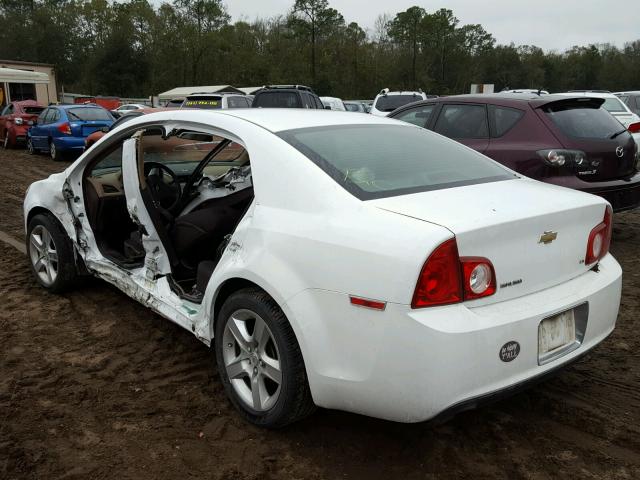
(628, 122), (640, 134)
(585, 205), (613, 265)
(537, 149), (587, 167)
(57, 122), (72, 135)
(412, 238), (496, 308)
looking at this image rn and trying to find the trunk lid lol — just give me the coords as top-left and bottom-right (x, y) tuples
(70, 121), (110, 137)
(370, 178), (607, 305)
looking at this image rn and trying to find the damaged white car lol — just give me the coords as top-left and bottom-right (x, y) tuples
(24, 109), (622, 427)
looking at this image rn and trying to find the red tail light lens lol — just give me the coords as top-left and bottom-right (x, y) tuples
(57, 122), (72, 135)
(412, 238), (496, 308)
(586, 205), (613, 265)
(412, 239), (462, 308)
(628, 122), (640, 134)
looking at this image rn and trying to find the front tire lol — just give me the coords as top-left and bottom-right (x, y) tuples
(215, 288), (315, 428)
(49, 140), (64, 161)
(26, 213), (78, 293)
(27, 138), (36, 154)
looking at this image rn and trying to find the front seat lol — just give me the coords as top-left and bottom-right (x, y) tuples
(170, 187), (254, 271)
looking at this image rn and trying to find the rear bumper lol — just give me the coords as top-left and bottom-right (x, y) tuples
(286, 254), (621, 423)
(52, 136), (86, 152)
(545, 172), (640, 212)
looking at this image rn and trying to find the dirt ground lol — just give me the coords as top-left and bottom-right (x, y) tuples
(0, 147), (639, 480)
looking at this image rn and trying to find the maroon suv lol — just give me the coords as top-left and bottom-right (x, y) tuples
(389, 94), (640, 212)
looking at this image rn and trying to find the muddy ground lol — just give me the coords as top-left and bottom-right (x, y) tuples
(0, 147), (639, 480)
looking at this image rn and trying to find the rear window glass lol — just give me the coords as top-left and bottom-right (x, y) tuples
(544, 103), (625, 139)
(491, 106), (524, 137)
(601, 97), (627, 113)
(278, 124), (513, 200)
(183, 97), (222, 109)
(67, 107), (112, 121)
(435, 104), (489, 138)
(374, 94), (422, 112)
(254, 92), (302, 108)
(23, 106), (44, 115)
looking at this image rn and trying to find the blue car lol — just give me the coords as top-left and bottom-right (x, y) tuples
(27, 104), (114, 160)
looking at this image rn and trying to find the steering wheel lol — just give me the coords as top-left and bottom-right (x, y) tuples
(144, 162), (181, 212)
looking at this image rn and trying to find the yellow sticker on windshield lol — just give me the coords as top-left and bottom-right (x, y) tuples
(185, 100), (219, 106)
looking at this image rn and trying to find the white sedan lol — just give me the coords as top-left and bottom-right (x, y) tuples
(23, 109), (621, 427)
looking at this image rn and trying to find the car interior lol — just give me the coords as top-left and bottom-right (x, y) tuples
(82, 127), (254, 301)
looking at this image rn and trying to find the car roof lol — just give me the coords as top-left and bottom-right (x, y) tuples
(555, 91), (618, 99)
(128, 108), (398, 133)
(615, 91), (640, 95)
(55, 104), (107, 109)
(393, 93), (603, 109)
(186, 92), (244, 97)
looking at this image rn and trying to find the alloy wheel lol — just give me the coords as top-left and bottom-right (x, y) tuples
(29, 225), (58, 286)
(49, 142), (56, 159)
(222, 309), (282, 412)
(27, 139), (34, 154)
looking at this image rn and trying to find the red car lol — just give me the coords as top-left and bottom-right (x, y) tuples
(0, 100), (45, 149)
(389, 94), (640, 212)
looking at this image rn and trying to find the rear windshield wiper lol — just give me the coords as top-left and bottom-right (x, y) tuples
(610, 128), (628, 139)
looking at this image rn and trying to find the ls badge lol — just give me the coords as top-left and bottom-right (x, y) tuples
(538, 231), (558, 245)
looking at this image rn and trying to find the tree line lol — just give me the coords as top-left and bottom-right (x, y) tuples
(1, 0), (639, 99)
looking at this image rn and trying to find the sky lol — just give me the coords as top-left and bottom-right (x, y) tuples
(215, 0), (637, 51)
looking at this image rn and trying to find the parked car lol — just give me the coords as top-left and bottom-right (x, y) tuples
(555, 92), (640, 134)
(389, 94), (640, 212)
(370, 89), (430, 116)
(27, 104), (114, 160)
(343, 101), (368, 113)
(24, 109), (620, 427)
(110, 103), (147, 118)
(0, 100), (44, 148)
(85, 108), (168, 150)
(181, 93), (252, 110)
(615, 91), (640, 116)
(320, 96), (346, 111)
(252, 85), (324, 109)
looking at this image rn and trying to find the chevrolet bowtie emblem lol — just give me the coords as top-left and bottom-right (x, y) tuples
(539, 231), (558, 244)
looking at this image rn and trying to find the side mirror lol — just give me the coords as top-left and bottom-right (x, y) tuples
(324, 105), (332, 110)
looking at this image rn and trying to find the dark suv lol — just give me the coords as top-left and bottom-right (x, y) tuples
(251, 85), (324, 109)
(389, 94), (640, 212)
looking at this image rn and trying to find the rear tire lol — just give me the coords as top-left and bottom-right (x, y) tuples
(26, 213), (78, 293)
(215, 287), (316, 428)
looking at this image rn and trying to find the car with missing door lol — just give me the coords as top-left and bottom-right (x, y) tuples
(390, 94), (640, 212)
(23, 109), (621, 427)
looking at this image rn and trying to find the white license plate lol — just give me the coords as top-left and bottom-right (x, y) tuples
(539, 309), (576, 356)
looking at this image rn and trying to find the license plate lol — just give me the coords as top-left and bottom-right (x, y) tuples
(538, 309), (576, 356)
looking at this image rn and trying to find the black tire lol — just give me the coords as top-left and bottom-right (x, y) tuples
(49, 140), (64, 161)
(27, 138), (36, 154)
(215, 287), (316, 428)
(26, 213), (78, 293)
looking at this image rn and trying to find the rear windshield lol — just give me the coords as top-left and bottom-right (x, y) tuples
(254, 91), (302, 108)
(24, 106), (44, 115)
(544, 103), (625, 139)
(183, 96), (222, 109)
(67, 107), (112, 121)
(278, 124), (513, 200)
(374, 94), (422, 112)
(601, 97), (627, 113)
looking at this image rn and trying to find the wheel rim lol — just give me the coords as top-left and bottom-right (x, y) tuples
(222, 309), (282, 412)
(27, 139), (33, 153)
(3, 136), (7, 149)
(29, 225), (58, 286)
(50, 142), (56, 159)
